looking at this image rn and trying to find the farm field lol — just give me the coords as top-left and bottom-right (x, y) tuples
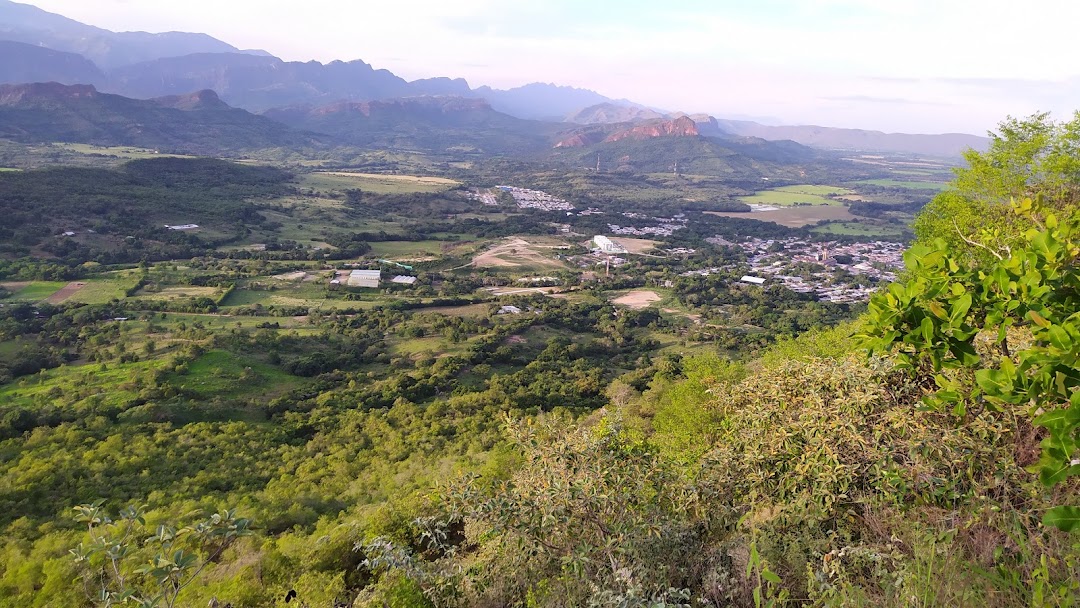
(54, 143), (195, 160)
(133, 286), (223, 301)
(3, 281), (66, 301)
(854, 179), (947, 190)
(368, 240), (475, 258)
(705, 205), (856, 227)
(66, 273), (143, 304)
(738, 184), (853, 206)
(300, 171), (460, 194)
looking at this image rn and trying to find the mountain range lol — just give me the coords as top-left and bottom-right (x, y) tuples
(0, 0), (989, 157)
(0, 82), (324, 155)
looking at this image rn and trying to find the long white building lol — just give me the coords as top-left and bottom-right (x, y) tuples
(593, 235), (627, 254)
(347, 269), (381, 288)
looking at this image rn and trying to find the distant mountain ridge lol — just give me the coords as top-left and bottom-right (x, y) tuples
(0, 0), (253, 68)
(0, 1), (988, 157)
(263, 95), (563, 155)
(0, 82), (325, 154)
(712, 119), (986, 157)
(0, 40), (104, 86)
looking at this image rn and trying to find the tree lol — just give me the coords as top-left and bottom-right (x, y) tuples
(865, 199), (1080, 531)
(70, 502), (252, 607)
(915, 112), (1080, 261)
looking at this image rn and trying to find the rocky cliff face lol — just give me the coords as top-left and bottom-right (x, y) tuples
(604, 115), (699, 142)
(554, 116), (699, 148)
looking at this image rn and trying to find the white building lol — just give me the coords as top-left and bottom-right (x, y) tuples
(391, 275), (418, 285)
(593, 235), (626, 254)
(165, 224), (199, 230)
(740, 275), (767, 285)
(347, 269), (381, 288)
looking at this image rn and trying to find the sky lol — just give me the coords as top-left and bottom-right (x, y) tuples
(21, 0), (1080, 134)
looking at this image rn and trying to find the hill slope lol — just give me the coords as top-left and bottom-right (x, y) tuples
(0, 82), (325, 154)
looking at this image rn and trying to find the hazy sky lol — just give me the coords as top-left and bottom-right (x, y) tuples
(23, 0), (1080, 134)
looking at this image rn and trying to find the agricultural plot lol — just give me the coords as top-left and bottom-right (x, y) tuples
(738, 184), (853, 206)
(66, 273), (143, 304)
(301, 172), (460, 195)
(705, 205), (856, 227)
(44, 282), (87, 304)
(132, 286), (223, 301)
(854, 179), (947, 190)
(369, 240), (462, 258)
(811, 222), (907, 237)
(3, 281), (66, 302)
(53, 143), (194, 160)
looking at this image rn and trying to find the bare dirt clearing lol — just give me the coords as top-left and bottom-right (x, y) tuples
(273, 271), (308, 281)
(473, 237), (566, 269)
(611, 237), (660, 254)
(612, 290), (662, 309)
(46, 282), (87, 304)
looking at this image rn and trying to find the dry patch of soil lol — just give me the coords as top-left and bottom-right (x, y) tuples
(46, 282), (87, 304)
(612, 290), (662, 309)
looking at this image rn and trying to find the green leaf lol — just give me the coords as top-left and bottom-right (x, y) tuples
(1047, 326), (1072, 350)
(1043, 506), (1080, 533)
(762, 570), (782, 584)
(920, 317), (935, 343)
(949, 294), (972, 324)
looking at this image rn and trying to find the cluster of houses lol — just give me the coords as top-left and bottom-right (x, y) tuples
(692, 236), (907, 303)
(494, 186), (575, 211)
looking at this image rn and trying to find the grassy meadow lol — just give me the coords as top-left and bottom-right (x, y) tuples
(738, 184), (853, 206)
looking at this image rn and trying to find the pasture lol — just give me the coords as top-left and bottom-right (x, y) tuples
(705, 205), (856, 227)
(54, 143), (194, 160)
(854, 179), (947, 190)
(739, 184), (853, 206)
(811, 222), (907, 237)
